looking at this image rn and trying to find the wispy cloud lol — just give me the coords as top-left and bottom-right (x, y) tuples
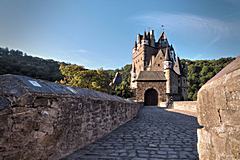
(68, 49), (89, 54)
(223, 0), (240, 5)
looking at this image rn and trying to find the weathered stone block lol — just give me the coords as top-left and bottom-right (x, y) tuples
(197, 57), (240, 160)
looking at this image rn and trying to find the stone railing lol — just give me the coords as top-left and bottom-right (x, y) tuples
(197, 57), (240, 160)
(159, 101), (197, 113)
(0, 74), (141, 160)
(172, 101), (197, 112)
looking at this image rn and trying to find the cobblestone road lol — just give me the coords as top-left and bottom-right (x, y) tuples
(64, 106), (199, 160)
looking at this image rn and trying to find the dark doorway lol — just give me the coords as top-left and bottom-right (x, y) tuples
(144, 88), (158, 106)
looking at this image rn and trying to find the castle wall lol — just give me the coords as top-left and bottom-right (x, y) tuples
(0, 75), (141, 160)
(132, 47), (144, 75)
(170, 71), (179, 94)
(181, 76), (188, 100)
(136, 81), (166, 106)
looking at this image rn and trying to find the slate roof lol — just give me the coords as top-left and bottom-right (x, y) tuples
(165, 49), (171, 61)
(173, 57), (181, 75)
(112, 72), (122, 85)
(160, 32), (167, 40)
(136, 71), (166, 82)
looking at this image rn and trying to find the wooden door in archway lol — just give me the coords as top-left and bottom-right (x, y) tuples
(144, 88), (158, 106)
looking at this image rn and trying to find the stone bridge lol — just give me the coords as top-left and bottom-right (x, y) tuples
(0, 57), (240, 160)
(64, 106), (199, 160)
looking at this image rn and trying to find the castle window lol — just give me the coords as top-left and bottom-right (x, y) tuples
(158, 64), (160, 67)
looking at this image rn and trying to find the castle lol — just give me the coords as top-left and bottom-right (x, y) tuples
(130, 30), (188, 106)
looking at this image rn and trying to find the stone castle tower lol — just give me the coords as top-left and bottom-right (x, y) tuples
(130, 30), (188, 106)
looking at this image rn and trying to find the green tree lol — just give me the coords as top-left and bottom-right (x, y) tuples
(59, 64), (112, 93)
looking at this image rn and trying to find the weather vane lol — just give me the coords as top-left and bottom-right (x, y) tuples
(161, 25), (165, 32)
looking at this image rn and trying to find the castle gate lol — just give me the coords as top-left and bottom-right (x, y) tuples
(144, 88), (158, 106)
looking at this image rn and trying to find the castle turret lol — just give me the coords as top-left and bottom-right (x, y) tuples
(150, 30), (155, 47)
(164, 49), (172, 95)
(141, 31), (149, 45)
(170, 44), (176, 61)
(133, 41), (137, 51)
(137, 34), (141, 47)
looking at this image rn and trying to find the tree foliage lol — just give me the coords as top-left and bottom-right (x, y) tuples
(59, 64), (112, 93)
(112, 64), (133, 98)
(181, 57), (235, 100)
(59, 63), (133, 98)
(0, 47), (63, 81)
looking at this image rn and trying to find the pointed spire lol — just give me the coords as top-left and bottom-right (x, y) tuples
(141, 31), (149, 45)
(134, 41), (137, 48)
(165, 49), (171, 61)
(137, 34), (141, 44)
(143, 31), (147, 40)
(160, 32), (167, 40)
(150, 30), (155, 47)
(147, 31), (150, 39)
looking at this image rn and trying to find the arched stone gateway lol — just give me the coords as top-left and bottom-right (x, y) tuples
(144, 88), (158, 106)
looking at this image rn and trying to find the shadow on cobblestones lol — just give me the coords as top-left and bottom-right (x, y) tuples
(63, 106), (199, 160)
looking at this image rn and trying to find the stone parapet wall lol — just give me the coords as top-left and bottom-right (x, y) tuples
(0, 74), (141, 160)
(197, 57), (240, 160)
(172, 101), (197, 112)
(159, 101), (197, 113)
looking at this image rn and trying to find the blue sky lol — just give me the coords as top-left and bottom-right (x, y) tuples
(0, 0), (239, 69)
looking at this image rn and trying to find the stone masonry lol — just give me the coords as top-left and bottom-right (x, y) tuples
(197, 57), (240, 160)
(0, 74), (140, 160)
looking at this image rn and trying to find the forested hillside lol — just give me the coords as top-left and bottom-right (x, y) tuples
(181, 57), (234, 100)
(0, 47), (235, 100)
(0, 47), (63, 81)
